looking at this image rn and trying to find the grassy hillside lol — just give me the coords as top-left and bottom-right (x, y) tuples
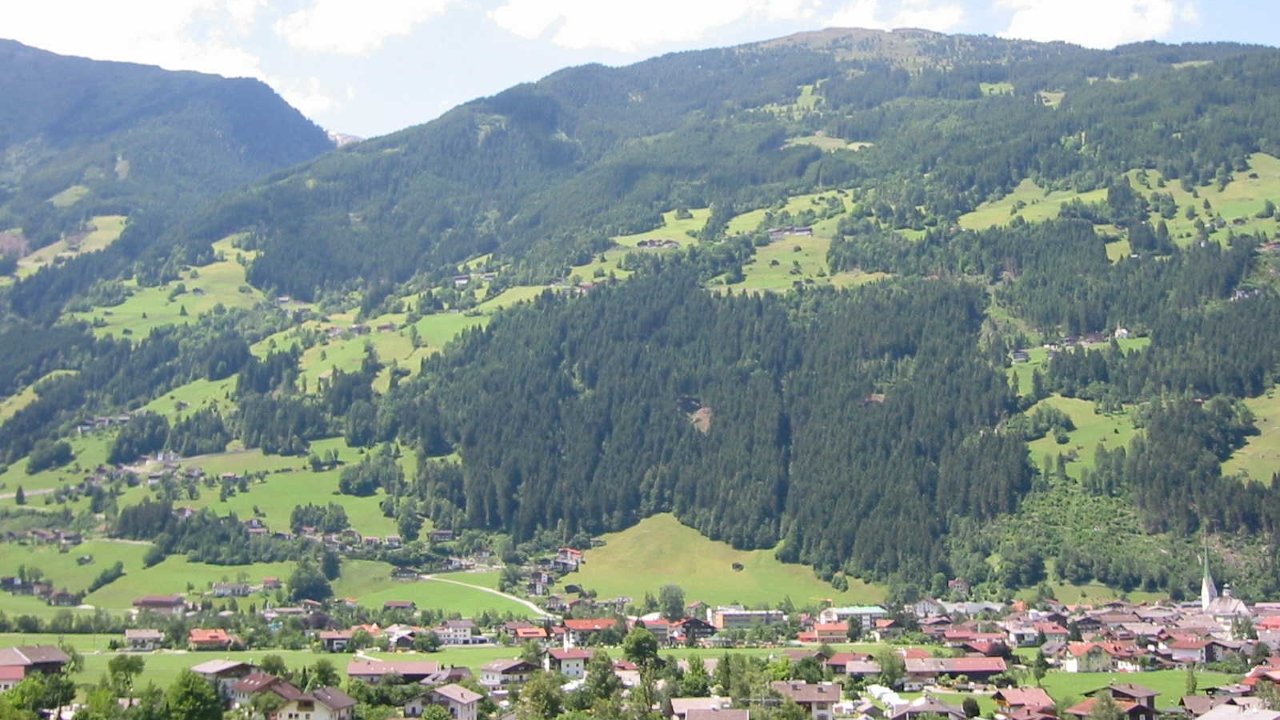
(572, 513), (885, 607)
(1224, 387), (1280, 482)
(331, 561), (532, 616)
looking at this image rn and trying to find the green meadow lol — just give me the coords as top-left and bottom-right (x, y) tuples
(614, 208), (711, 247)
(0, 431), (115, 506)
(571, 513), (885, 607)
(0, 371), (78, 423)
(959, 179), (1108, 230)
(331, 561), (531, 617)
(0, 540), (151, 596)
(1039, 669), (1237, 709)
(1223, 387), (1280, 482)
(1025, 394), (1137, 480)
(723, 234), (886, 294)
(7, 215), (125, 282)
(66, 236), (264, 338)
(83, 556), (297, 611)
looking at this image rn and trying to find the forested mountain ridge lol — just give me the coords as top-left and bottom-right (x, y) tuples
(0, 39), (331, 281)
(157, 30), (1277, 301)
(5, 30), (1280, 603)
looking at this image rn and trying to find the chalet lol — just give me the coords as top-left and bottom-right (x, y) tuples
(515, 626), (549, 643)
(1065, 685), (1159, 720)
(189, 628), (235, 651)
(429, 529), (455, 543)
(384, 600), (417, 612)
(800, 622), (848, 644)
(408, 683), (483, 720)
(347, 659), (441, 684)
(554, 547), (584, 571)
(212, 582), (250, 597)
(993, 688), (1055, 714)
(563, 618), (616, 646)
(890, 697), (966, 720)
(0, 666), (22, 692)
(318, 630), (355, 652)
(0, 646), (70, 678)
(191, 659), (257, 701)
(771, 681), (840, 720)
(480, 658), (538, 688)
(231, 673), (356, 720)
(673, 617), (717, 645)
(546, 648), (593, 679)
(262, 577), (281, 590)
(902, 656), (1007, 689)
(132, 594), (186, 616)
(671, 697), (734, 720)
(124, 629), (164, 652)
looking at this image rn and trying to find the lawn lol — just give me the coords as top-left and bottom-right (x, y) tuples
(959, 179), (1108, 230)
(721, 234), (886, 294)
(83, 556), (297, 611)
(75, 649), (343, 690)
(65, 235), (264, 338)
(141, 375), (236, 420)
(1025, 395), (1137, 479)
(614, 209), (711, 247)
(175, 465), (399, 537)
(0, 430), (116, 504)
(330, 561), (532, 617)
(1039, 668), (1238, 709)
(0, 540), (151, 596)
(571, 513), (885, 608)
(1223, 386), (1280, 482)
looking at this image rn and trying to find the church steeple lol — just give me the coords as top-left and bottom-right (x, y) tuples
(1201, 535), (1218, 612)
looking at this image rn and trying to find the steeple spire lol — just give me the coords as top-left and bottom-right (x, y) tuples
(1201, 533), (1218, 612)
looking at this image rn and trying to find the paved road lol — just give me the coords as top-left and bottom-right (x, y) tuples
(421, 574), (554, 619)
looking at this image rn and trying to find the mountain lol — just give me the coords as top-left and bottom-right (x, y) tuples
(0, 39), (332, 251)
(4, 29), (1280, 602)
(174, 30), (1275, 299)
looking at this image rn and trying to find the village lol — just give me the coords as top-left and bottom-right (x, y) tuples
(4, 552), (1280, 720)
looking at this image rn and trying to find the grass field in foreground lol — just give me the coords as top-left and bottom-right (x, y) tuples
(1223, 387), (1280, 482)
(1039, 668), (1237, 709)
(572, 513), (885, 607)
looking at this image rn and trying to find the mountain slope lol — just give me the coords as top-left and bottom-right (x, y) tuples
(0, 39), (332, 250)
(178, 31), (1276, 299)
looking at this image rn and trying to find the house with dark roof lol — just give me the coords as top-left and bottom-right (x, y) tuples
(480, 658), (538, 688)
(347, 659), (441, 684)
(131, 594), (186, 616)
(0, 645), (70, 683)
(770, 681), (841, 720)
(405, 683), (483, 720)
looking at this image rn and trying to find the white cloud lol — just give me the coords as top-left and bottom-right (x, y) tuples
(488, 0), (821, 53)
(997, 0), (1199, 48)
(0, 0), (265, 78)
(273, 75), (340, 116)
(829, 0), (964, 32)
(276, 0), (458, 55)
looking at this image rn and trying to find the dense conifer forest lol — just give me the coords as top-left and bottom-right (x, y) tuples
(4, 28), (1280, 599)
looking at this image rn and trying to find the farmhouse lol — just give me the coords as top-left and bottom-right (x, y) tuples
(191, 659), (257, 701)
(406, 683), (483, 720)
(132, 594), (186, 616)
(771, 681), (840, 720)
(546, 648), (593, 679)
(0, 645), (71, 686)
(480, 658), (538, 688)
(188, 628), (235, 651)
(124, 628), (164, 651)
(347, 659), (442, 684)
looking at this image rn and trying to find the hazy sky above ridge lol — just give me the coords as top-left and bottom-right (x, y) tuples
(2, 0), (1272, 138)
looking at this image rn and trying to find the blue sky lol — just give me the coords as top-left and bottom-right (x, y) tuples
(1, 0), (1274, 139)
